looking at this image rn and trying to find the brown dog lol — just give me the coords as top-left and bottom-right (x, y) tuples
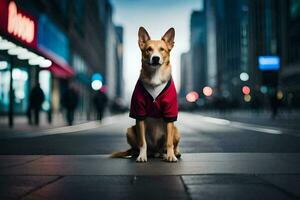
(111, 27), (181, 162)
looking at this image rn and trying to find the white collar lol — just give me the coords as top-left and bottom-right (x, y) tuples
(143, 81), (168, 100)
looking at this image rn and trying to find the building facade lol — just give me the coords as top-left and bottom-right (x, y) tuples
(0, 0), (123, 125)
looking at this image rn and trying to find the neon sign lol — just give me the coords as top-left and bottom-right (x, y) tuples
(7, 1), (35, 43)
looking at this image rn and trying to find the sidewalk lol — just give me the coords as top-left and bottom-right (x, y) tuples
(0, 153), (299, 199)
(197, 109), (300, 131)
(0, 112), (87, 136)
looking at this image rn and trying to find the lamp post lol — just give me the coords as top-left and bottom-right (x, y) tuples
(8, 56), (14, 128)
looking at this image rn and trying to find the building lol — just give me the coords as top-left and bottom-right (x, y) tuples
(0, 0), (121, 126)
(114, 26), (124, 99)
(279, 0), (300, 106)
(190, 10), (207, 95)
(179, 51), (192, 97)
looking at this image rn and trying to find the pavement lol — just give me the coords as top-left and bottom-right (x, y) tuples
(197, 109), (300, 131)
(0, 112), (300, 199)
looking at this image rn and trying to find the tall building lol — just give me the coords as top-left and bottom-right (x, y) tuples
(205, 0), (218, 90)
(115, 26), (124, 99)
(179, 51), (192, 97)
(190, 11), (207, 94)
(279, 0), (300, 106)
(205, 0), (247, 100)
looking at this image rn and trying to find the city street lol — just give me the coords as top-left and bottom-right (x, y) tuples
(1, 112), (300, 199)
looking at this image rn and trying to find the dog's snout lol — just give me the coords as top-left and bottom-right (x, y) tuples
(151, 56), (160, 65)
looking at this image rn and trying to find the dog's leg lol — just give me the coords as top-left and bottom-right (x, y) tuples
(126, 126), (139, 157)
(136, 120), (147, 162)
(165, 122), (178, 162)
(173, 126), (181, 158)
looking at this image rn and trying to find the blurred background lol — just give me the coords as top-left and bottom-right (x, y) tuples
(0, 0), (299, 128)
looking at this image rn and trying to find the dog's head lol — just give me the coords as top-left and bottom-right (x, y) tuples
(138, 27), (175, 69)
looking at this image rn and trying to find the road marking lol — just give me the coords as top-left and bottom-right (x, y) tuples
(230, 122), (282, 134)
(196, 115), (282, 134)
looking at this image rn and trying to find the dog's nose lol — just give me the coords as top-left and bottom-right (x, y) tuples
(151, 56), (160, 65)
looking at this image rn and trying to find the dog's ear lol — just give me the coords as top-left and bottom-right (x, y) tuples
(138, 27), (151, 50)
(161, 28), (175, 50)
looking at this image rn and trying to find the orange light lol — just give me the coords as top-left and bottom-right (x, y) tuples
(186, 91), (199, 103)
(242, 86), (250, 95)
(203, 86), (213, 97)
(7, 1), (35, 43)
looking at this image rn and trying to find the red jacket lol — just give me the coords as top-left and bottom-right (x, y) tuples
(129, 78), (178, 122)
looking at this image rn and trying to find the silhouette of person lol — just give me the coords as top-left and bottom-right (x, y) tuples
(270, 92), (279, 119)
(93, 89), (108, 121)
(62, 83), (79, 125)
(27, 83), (45, 125)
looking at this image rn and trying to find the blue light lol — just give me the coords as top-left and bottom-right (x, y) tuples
(258, 56), (280, 71)
(91, 73), (103, 82)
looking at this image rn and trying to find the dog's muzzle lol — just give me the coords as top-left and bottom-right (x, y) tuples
(149, 54), (163, 67)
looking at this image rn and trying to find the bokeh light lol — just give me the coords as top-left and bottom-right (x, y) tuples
(242, 86), (251, 95)
(244, 94), (251, 102)
(91, 80), (103, 90)
(240, 72), (249, 81)
(203, 86), (213, 97)
(186, 91), (199, 103)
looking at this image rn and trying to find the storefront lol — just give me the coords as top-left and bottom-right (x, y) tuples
(0, 0), (74, 125)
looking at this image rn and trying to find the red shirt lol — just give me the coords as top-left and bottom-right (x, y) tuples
(129, 78), (178, 122)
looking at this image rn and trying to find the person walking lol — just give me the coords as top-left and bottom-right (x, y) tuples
(93, 89), (108, 122)
(62, 83), (79, 125)
(27, 83), (45, 125)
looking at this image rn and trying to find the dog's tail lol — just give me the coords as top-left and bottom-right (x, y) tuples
(110, 148), (133, 158)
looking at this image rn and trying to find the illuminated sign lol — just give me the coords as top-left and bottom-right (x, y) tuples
(7, 1), (35, 43)
(0, 1), (37, 47)
(258, 56), (280, 71)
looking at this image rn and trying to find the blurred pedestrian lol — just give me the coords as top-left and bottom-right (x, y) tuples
(270, 91), (279, 119)
(62, 83), (79, 125)
(93, 89), (108, 122)
(27, 83), (45, 126)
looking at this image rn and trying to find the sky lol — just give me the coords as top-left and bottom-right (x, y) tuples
(110, 0), (203, 101)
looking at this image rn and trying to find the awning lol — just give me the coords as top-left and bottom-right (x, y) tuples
(38, 47), (74, 78)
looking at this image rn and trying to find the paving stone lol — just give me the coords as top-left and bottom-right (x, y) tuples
(0, 155), (43, 169)
(182, 175), (293, 200)
(186, 184), (291, 200)
(23, 176), (189, 200)
(0, 153), (299, 176)
(0, 176), (60, 200)
(259, 175), (300, 198)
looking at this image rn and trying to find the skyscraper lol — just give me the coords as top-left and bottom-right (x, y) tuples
(190, 10), (207, 94)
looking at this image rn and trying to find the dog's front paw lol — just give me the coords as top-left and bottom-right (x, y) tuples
(136, 151), (147, 162)
(164, 151), (178, 162)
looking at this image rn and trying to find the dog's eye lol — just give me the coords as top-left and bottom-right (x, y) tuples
(159, 48), (165, 52)
(146, 47), (153, 52)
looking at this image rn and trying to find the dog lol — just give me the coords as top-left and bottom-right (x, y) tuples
(111, 27), (181, 162)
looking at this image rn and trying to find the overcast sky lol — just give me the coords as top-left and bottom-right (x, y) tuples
(110, 0), (203, 101)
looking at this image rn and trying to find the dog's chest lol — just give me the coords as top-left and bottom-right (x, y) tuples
(145, 117), (166, 149)
(143, 81), (167, 100)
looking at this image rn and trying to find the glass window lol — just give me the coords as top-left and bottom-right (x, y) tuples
(39, 70), (51, 111)
(0, 61), (29, 113)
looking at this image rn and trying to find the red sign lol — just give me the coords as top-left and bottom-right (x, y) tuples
(0, 0), (37, 48)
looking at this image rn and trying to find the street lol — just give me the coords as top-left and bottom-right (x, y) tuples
(1, 112), (300, 199)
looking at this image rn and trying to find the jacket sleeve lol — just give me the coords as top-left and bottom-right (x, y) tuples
(129, 84), (146, 120)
